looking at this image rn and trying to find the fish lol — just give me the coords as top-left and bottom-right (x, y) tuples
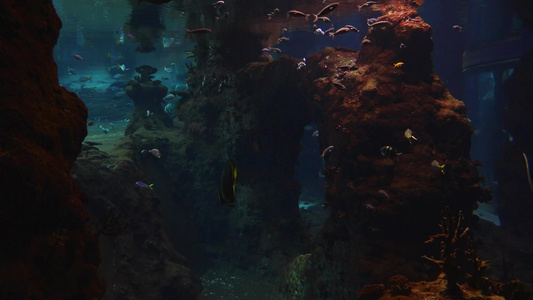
(98, 125), (110, 133)
(344, 25), (359, 32)
(72, 54), (84, 61)
(333, 27), (352, 36)
(316, 2), (339, 17)
(312, 130), (319, 137)
(136, 181), (154, 189)
(67, 67), (76, 74)
(473, 208), (501, 226)
(162, 37), (175, 48)
(314, 28), (325, 35)
(87, 120), (94, 126)
(393, 62), (404, 68)
(377, 189), (390, 200)
(321, 145), (334, 158)
(431, 160), (446, 174)
(358, 1), (378, 11)
(267, 8), (280, 20)
(113, 73), (125, 79)
(219, 159), (237, 207)
(297, 58), (307, 70)
(137, 0), (171, 6)
(79, 76), (92, 82)
(117, 33), (125, 45)
(287, 10), (309, 18)
(148, 148), (161, 158)
(261, 47), (282, 53)
(404, 128), (417, 144)
(163, 94), (175, 101)
(163, 67), (173, 73)
(126, 33), (136, 40)
(107, 52), (124, 60)
(186, 28), (212, 34)
(380, 146), (402, 158)
(452, 25), (463, 32)
(113, 91), (126, 99)
(117, 64), (127, 71)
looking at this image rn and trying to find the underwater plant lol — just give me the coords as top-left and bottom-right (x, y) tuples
(281, 253), (312, 299)
(423, 207), (471, 297)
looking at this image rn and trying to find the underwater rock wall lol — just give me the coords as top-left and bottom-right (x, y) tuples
(281, 8), (490, 298)
(175, 55), (312, 271)
(71, 145), (203, 300)
(0, 1), (104, 298)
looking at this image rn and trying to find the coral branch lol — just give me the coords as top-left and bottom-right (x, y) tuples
(424, 207), (470, 297)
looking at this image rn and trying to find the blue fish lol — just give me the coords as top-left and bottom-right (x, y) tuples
(79, 76), (92, 82)
(136, 181), (154, 189)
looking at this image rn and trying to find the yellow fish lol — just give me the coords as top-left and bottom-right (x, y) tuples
(218, 159), (237, 207)
(393, 62), (404, 68)
(431, 160), (446, 174)
(404, 128), (417, 144)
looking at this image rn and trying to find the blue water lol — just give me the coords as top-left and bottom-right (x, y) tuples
(52, 0), (531, 298)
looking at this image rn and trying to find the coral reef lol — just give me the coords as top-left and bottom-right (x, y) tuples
(0, 0), (104, 298)
(422, 207), (495, 297)
(357, 209), (531, 300)
(270, 4), (490, 298)
(177, 3), (494, 297)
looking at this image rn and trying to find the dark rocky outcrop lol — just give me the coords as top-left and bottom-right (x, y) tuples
(72, 144), (203, 300)
(124, 65), (171, 135)
(0, 0), (104, 298)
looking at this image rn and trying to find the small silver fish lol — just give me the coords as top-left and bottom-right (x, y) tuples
(163, 94), (175, 101)
(321, 145), (334, 158)
(148, 148), (161, 158)
(377, 189), (390, 200)
(297, 58), (307, 70)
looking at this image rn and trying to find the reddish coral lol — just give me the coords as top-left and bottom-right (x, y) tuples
(295, 7), (488, 295)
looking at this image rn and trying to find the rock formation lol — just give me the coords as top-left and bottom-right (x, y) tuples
(125, 65), (171, 135)
(0, 1), (104, 298)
